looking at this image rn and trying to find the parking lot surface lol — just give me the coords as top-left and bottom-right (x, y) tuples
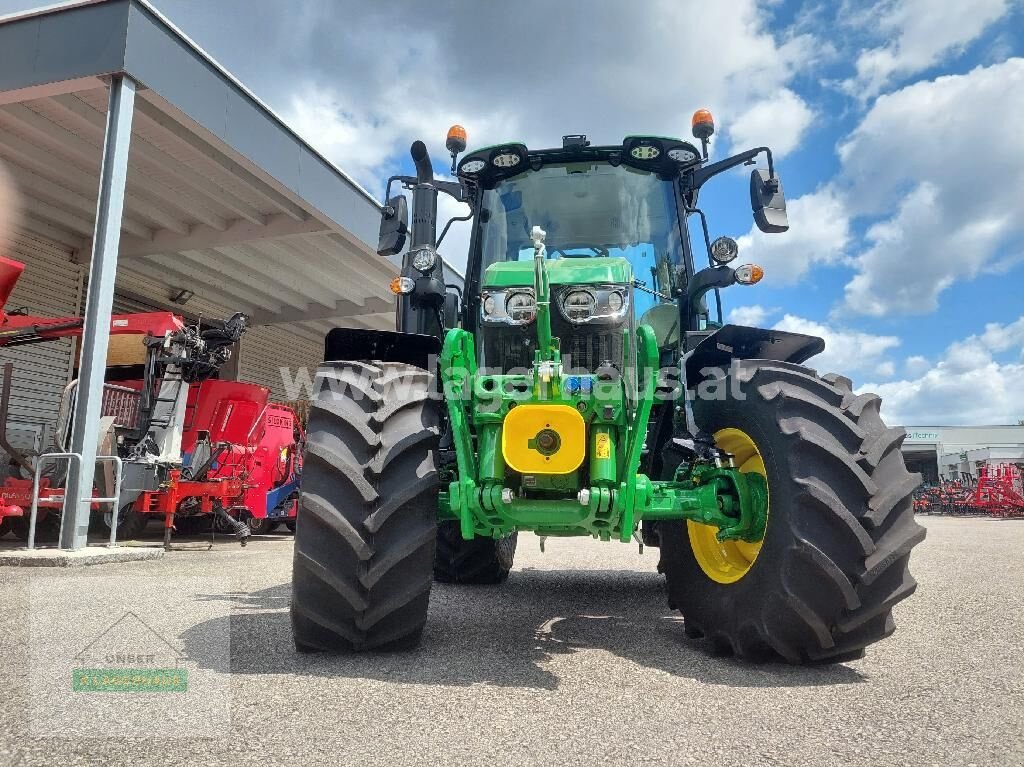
(0, 515), (1021, 767)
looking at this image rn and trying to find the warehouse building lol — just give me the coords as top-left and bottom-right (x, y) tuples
(0, 0), (467, 549)
(901, 426), (1024, 483)
(0, 0), (467, 457)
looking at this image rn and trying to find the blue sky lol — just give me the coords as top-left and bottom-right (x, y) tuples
(1, 0), (1021, 424)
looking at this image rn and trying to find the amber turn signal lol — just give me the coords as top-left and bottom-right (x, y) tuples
(389, 276), (415, 294)
(734, 264), (764, 285)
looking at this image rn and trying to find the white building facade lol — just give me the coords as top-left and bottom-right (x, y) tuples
(901, 425), (1024, 483)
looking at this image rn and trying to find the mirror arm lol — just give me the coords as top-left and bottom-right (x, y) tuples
(436, 211), (474, 248)
(687, 147), (775, 191)
(434, 179), (471, 203)
(683, 204), (716, 267)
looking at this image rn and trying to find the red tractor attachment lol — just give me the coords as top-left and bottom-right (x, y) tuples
(0, 255), (303, 546)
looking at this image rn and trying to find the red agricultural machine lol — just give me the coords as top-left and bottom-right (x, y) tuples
(913, 464), (1024, 518)
(0, 255), (303, 546)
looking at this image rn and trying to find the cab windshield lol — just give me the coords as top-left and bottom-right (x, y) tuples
(477, 162), (685, 316)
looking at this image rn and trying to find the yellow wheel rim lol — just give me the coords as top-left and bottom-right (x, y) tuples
(687, 427), (769, 584)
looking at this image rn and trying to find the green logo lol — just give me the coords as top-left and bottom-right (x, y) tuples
(72, 669), (188, 692)
(72, 612), (189, 693)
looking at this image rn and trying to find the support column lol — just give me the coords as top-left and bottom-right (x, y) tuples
(60, 75), (136, 550)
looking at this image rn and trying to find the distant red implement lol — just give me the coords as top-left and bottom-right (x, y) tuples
(912, 464), (1024, 518)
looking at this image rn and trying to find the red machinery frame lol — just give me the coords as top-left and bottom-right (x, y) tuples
(1, 255), (302, 544)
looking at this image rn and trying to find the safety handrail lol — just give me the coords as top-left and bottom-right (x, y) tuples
(27, 452), (124, 549)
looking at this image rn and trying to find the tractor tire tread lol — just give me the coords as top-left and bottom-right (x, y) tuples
(291, 360), (439, 652)
(662, 362), (924, 664)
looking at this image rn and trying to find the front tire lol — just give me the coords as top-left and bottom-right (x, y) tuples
(291, 361), (439, 652)
(661, 360), (925, 664)
(433, 522), (517, 584)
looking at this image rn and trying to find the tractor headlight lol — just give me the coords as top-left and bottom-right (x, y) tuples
(506, 291), (537, 323)
(480, 289), (536, 325)
(558, 285), (630, 324)
(410, 246), (437, 273)
(562, 289), (597, 321)
(709, 236), (739, 264)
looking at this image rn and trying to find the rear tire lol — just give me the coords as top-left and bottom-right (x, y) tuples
(433, 522), (517, 584)
(246, 516), (276, 535)
(11, 509), (62, 542)
(291, 361), (440, 652)
(101, 503), (149, 540)
(660, 361), (925, 664)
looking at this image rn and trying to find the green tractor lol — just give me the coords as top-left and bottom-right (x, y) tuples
(290, 112), (925, 663)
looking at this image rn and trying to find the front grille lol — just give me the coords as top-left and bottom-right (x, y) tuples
(481, 319), (625, 374)
(553, 314), (623, 372)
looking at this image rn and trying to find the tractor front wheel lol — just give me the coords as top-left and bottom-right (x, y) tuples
(433, 522), (517, 584)
(660, 360), (925, 663)
(291, 361), (439, 652)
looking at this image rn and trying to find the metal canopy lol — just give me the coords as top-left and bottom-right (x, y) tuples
(0, 0), (414, 548)
(0, 0), (398, 334)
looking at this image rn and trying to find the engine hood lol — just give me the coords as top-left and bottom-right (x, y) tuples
(482, 257), (632, 288)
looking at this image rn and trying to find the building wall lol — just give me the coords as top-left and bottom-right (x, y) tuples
(237, 324), (322, 402)
(903, 425), (1024, 482)
(0, 232), (83, 457)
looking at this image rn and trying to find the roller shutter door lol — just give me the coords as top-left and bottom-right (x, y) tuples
(0, 233), (82, 456)
(238, 325), (321, 402)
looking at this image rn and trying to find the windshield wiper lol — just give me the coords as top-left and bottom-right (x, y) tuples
(633, 279), (670, 301)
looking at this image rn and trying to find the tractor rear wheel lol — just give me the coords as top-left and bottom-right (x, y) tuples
(291, 361), (439, 652)
(660, 360), (925, 664)
(433, 522), (517, 584)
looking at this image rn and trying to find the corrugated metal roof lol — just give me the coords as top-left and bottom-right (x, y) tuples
(0, 84), (397, 334)
(0, 0), (402, 337)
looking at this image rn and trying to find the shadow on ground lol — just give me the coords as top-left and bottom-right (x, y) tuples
(181, 567), (865, 691)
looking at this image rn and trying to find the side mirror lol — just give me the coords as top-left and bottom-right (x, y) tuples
(377, 195), (409, 256)
(750, 169), (789, 233)
(443, 290), (462, 330)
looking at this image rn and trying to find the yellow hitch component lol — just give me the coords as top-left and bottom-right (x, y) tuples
(501, 404), (586, 475)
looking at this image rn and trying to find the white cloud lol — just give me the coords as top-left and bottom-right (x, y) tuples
(980, 316), (1024, 355)
(904, 355), (931, 377)
(250, 0), (824, 199)
(736, 185), (850, 284)
(773, 314), (900, 378)
(727, 89), (815, 158)
(838, 58), (1024, 315)
(860, 315), (1024, 425)
(841, 0), (1013, 98)
(727, 304), (774, 326)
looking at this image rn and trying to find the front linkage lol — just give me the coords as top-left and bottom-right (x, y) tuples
(438, 228), (767, 547)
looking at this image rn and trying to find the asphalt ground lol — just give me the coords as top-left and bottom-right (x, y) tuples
(0, 514), (1021, 767)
